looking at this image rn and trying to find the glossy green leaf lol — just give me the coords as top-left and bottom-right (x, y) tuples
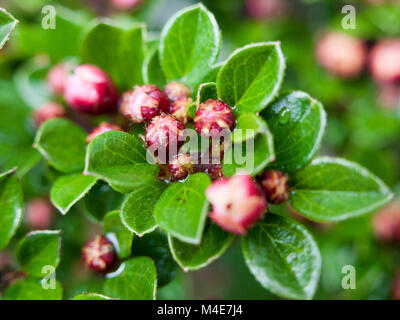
(217, 42), (285, 114)
(196, 82), (218, 106)
(50, 174), (97, 215)
(0, 169), (23, 250)
(73, 293), (114, 300)
(169, 221), (234, 271)
(154, 173), (211, 244)
(121, 182), (166, 237)
(82, 181), (124, 222)
(223, 124), (275, 177)
(82, 21), (146, 89)
(17, 230), (61, 278)
(5, 278), (63, 300)
(232, 113), (269, 143)
(262, 91), (326, 172)
(0, 8), (18, 49)
(104, 210), (133, 259)
(3, 147), (42, 178)
(143, 46), (166, 87)
(242, 214), (321, 300)
(34, 118), (87, 174)
(159, 4), (221, 87)
(84, 131), (159, 193)
(290, 157), (394, 222)
(104, 257), (157, 300)
(133, 231), (178, 287)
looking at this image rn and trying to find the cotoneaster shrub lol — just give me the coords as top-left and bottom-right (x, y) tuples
(0, 4), (395, 300)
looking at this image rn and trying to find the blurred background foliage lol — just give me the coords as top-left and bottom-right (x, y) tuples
(0, 0), (399, 300)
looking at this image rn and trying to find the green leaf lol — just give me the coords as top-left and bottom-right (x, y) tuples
(34, 118), (87, 174)
(81, 21), (146, 90)
(223, 123), (275, 177)
(0, 169), (23, 251)
(50, 174), (97, 215)
(17, 230), (61, 278)
(121, 182), (166, 237)
(104, 210), (133, 259)
(169, 221), (234, 271)
(261, 91), (326, 172)
(2, 147), (42, 178)
(159, 4), (221, 88)
(84, 131), (159, 193)
(217, 42), (285, 114)
(73, 293), (114, 300)
(232, 113), (269, 143)
(5, 278), (63, 300)
(133, 231), (178, 287)
(196, 82), (218, 106)
(82, 181), (124, 222)
(0, 8), (18, 49)
(290, 157), (394, 222)
(242, 214), (321, 300)
(104, 257), (157, 300)
(143, 46), (167, 88)
(154, 173), (211, 244)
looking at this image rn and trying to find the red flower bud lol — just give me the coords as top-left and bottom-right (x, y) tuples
(376, 84), (400, 110)
(259, 170), (289, 204)
(86, 122), (122, 144)
(145, 114), (185, 161)
(33, 102), (66, 128)
(169, 153), (194, 181)
(82, 235), (116, 273)
(316, 32), (366, 78)
(206, 173), (267, 234)
(64, 64), (119, 115)
(170, 97), (193, 124)
(373, 201), (400, 245)
(46, 63), (71, 95)
(25, 198), (54, 230)
(194, 99), (236, 137)
(164, 82), (191, 102)
(111, 0), (142, 10)
(120, 85), (170, 123)
(369, 39), (400, 84)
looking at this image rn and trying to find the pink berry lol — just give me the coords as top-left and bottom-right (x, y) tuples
(64, 64), (119, 115)
(246, 0), (288, 20)
(46, 63), (71, 95)
(170, 97), (193, 124)
(33, 102), (66, 128)
(369, 39), (400, 84)
(145, 114), (185, 161)
(111, 0), (142, 10)
(194, 99), (236, 137)
(164, 82), (191, 102)
(120, 85), (170, 123)
(25, 198), (54, 230)
(372, 201), (400, 245)
(259, 170), (289, 204)
(316, 32), (367, 78)
(82, 235), (116, 273)
(169, 153), (194, 181)
(86, 122), (122, 144)
(206, 173), (267, 234)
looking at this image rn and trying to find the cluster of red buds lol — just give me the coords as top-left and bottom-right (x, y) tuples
(316, 32), (400, 109)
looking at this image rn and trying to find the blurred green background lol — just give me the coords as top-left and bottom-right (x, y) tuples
(0, 0), (399, 300)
